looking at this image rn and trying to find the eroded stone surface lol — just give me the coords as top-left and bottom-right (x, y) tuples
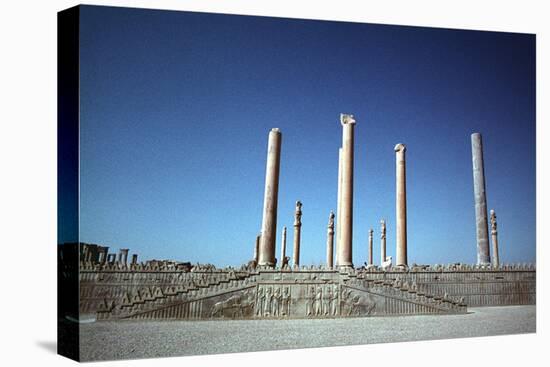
(471, 133), (491, 265)
(395, 143), (407, 267)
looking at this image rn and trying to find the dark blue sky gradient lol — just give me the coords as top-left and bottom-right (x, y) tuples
(76, 5), (536, 266)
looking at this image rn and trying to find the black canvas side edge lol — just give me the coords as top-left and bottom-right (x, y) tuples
(57, 5), (80, 362)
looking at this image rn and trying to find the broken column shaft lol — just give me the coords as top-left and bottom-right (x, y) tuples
(326, 211), (335, 268)
(258, 128), (282, 267)
(280, 226), (287, 265)
(471, 133), (490, 265)
(368, 229), (373, 266)
(395, 144), (407, 267)
(293, 201), (302, 267)
(380, 219), (386, 265)
(490, 209), (500, 267)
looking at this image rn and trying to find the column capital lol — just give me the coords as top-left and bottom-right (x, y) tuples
(327, 211), (335, 229)
(394, 143), (406, 153)
(340, 113), (356, 126)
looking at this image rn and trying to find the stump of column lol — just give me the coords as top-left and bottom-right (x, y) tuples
(471, 133), (490, 265)
(293, 201), (302, 268)
(395, 144), (407, 267)
(258, 128), (282, 267)
(337, 114), (356, 268)
(490, 209), (500, 268)
(326, 211), (335, 268)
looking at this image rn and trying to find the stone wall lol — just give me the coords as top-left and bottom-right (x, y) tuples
(80, 265), (535, 320)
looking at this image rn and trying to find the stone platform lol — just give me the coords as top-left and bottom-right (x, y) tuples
(78, 263), (535, 321)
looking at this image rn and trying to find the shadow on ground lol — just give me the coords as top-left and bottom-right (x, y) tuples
(36, 340), (57, 354)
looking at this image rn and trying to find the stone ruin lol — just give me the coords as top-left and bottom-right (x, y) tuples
(68, 116), (535, 322)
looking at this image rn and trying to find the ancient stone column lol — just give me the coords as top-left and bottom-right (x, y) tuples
(395, 144), (408, 267)
(254, 234), (260, 263)
(336, 147), (343, 265)
(293, 201), (302, 267)
(368, 229), (373, 266)
(131, 254), (138, 265)
(98, 246), (109, 264)
(490, 209), (500, 268)
(471, 133), (491, 265)
(337, 114), (356, 268)
(258, 128), (282, 267)
(326, 211), (335, 268)
(98, 251), (105, 264)
(120, 249), (129, 265)
(380, 219), (386, 265)
(280, 226), (287, 265)
(85, 248), (92, 262)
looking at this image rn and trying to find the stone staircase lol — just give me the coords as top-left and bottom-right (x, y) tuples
(97, 269), (466, 321)
(97, 271), (258, 320)
(343, 277), (466, 315)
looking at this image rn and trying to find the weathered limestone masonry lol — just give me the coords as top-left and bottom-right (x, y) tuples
(491, 210), (500, 268)
(293, 201), (303, 267)
(337, 114), (356, 268)
(326, 212), (335, 268)
(471, 133), (491, 265)
(78, 259), (535, 321)
(396, 264), (535, 306)
(395, 143), (408, 267)
(259, 128), (282, 267)
(85, 266), (465, 321)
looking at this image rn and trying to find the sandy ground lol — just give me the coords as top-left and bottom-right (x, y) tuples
(79, 305), (535, 362)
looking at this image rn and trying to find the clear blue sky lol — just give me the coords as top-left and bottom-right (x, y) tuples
(71, 5), (536, 267)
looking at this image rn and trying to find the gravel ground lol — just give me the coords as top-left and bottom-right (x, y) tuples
(79, 306), (535, 362)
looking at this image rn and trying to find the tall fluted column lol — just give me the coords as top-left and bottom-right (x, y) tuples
(326, 211), (335, 268)
(368, 229), (373, 266)
(336, 148), (343, 265)
(490, 209), (500, 268)
(258, 128), (282, 267)
(280, 226), (287, 266)
(395, 143), (407, 267)
(471, 133), (490, 265)
(293, 201), (302, 268)
(337, 114), (356, 268)
(380, 219), (386, 265)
